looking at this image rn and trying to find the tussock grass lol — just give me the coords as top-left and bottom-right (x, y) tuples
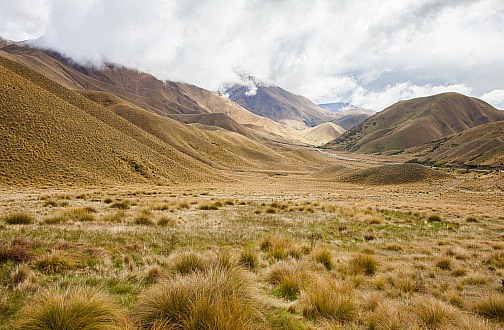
(299, 276), (355, 321)
(312, 248), (333, 270)
(348, 253), (378, 276)
(261, 237), (302, 260)
(157, 216), (176, 226)
(133, 265), (265, 329)
(170, 251), (206, 275)
(14, 286), (128, 329)
(436, 256), (453, 270)
(267, 261), (309, 300)
(411, 297), (459, 329)
(3, 213), (34, 225)
(238, 249), (259, 270)
(35, 250), (75, 274)
(472, 294), (504, 321)
(110, 200), (130, 210)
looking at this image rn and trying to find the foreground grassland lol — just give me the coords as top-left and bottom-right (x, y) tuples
(0, 173), (503, 329)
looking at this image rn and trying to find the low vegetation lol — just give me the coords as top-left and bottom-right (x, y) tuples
(0, 187), (502, 329)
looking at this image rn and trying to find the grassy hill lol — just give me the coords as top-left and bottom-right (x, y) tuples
(408, 121), (504, 168)
(328, 93), (504, 153)
(0, 56), (220, 186)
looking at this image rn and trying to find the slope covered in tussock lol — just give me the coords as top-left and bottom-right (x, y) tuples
(318, 163), (451, 185)
(0, 56), (220, 186)
(80, 90), (291, 170)
(329, 93), (504, 153)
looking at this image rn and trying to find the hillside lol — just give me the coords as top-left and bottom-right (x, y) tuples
(301, 122), (345, 146)
(0, 41), (308, 144)
(0, 56), (219, 186)
(408, 121), (504, 168)
(225, 82), (338, 129)
(327, 92), (504, 153)
(80, 90), (293, 170)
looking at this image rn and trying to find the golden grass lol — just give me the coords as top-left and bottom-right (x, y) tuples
(133, 265), (265, 329)
(14, 287), (129, 329)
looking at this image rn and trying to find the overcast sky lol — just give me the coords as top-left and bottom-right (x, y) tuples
(1, 0), (503, 110)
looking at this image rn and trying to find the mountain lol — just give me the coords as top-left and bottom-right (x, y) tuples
(330, 109), (375, 130)
(318, 102), (352, 112)
(327, 92), (504, 153)
(225, 82), (338, 130)
(0, 52), (325, 186)
(0, 40), (303, 144)
(408, 121), (504, 168)
(0, 55), (217, 186)
(300, 122), (345, 146)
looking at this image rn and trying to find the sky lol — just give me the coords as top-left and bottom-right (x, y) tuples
(1, 0), (503, 110)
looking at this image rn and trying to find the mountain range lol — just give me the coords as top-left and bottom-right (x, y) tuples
(1, 36), (504, 188)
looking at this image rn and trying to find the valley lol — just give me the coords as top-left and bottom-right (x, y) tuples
(1, 36), (503, 329)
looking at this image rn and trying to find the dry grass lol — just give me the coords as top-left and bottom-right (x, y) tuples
(14, 287), (128, 329)
(472, 294), (504, 321)
(347, 253), (378, 276)
(3, 213), (34, 225)
(299, 276), (355, 321)
(133, 265), (265, 329)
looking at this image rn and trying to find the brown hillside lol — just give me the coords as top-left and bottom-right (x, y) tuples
(0, 56), (220, 186)
(336, 164), (452, 185)
(328, 93), (504, 153)
(80, 90), (292, 170)
(225, 83), (338, 129)
(0, 42), (310, 144)
(301, 122), (345, 146)
(409, 121), (504, 168)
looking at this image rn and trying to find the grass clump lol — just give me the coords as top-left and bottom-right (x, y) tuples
(436, 256), (452, 270)
(3, 213), (34, 225)
(427, 214), (442, 223)
(110, 200), (130, 210)
(348, 253), (378, 276)
(35, 250), (75, 274)
(267, 261), (308, 300)
(0, 245), (32, 264)
(64, 208), (95, 222)
(133, 265), (265, 329)
(171, 251), (206, 275)
(312, 248), (333, 270)
(14, 286), (128, 329)
(299, 277), (355, 321)
(411, 297), (459, 329)
(238, 249), (259, 270)
(472, 294), (504, 321)
(157, 216), (176, 227)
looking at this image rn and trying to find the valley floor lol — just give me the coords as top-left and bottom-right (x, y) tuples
(0, 167), (503, 329)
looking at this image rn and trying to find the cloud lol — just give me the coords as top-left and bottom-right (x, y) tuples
(481, 90), (504, 109)
(1, 0), (503, 110)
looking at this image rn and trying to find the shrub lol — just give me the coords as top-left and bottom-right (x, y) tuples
(312, 248), (333, 270)
(473, 294), (504, 321)
(14, 287), (128, 329)
(348, 254), (378, 276)
(3, 213), (34, 225)
(238, 249), (259, 270)
(300, 277), (355, 321)
(133, 266), (265, 329)
(171, 251), (205, 275)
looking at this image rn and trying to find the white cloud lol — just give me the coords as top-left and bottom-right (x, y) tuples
(481, 90), (504, 109)
(1, 0), (503, 110)
(349, 83), (473, 111)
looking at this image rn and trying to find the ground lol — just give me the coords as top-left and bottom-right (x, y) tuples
(0, 164), (503, 329)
